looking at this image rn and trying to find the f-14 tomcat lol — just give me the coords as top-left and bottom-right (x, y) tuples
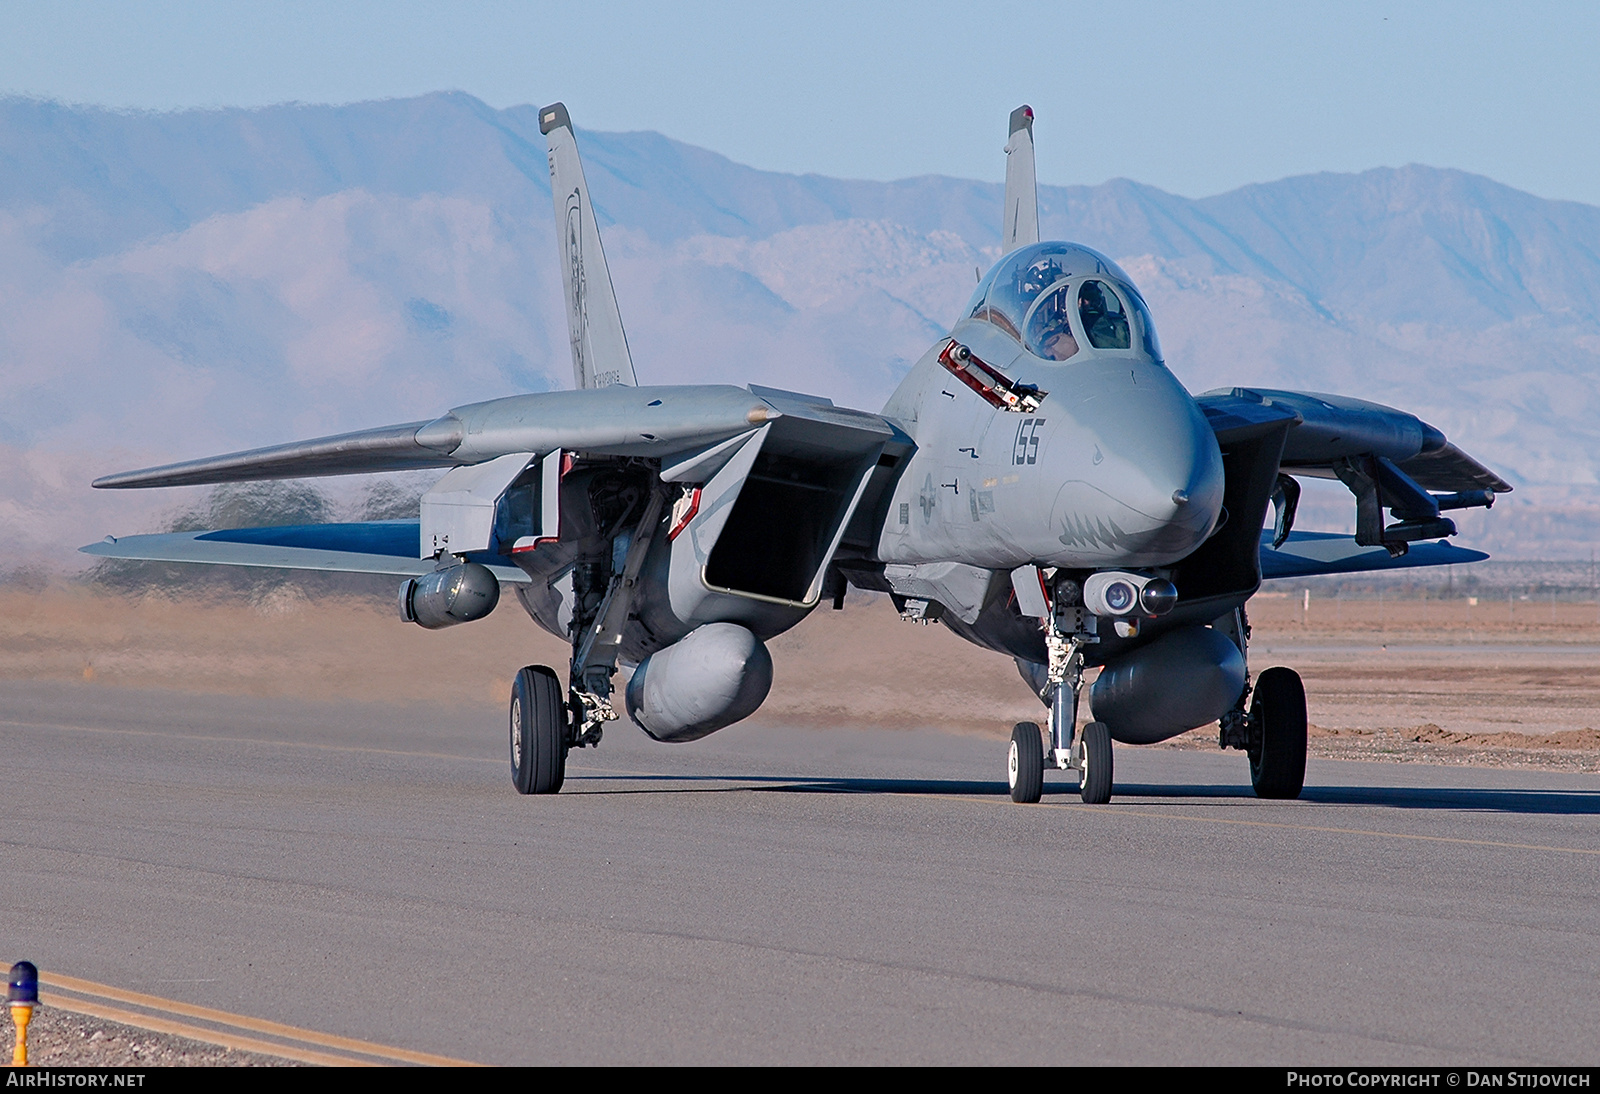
(86, 103), (1509, 804)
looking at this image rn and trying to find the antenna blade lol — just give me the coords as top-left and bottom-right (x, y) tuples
(1002, 105), (1038, 252)
(540, 103), (638, 389)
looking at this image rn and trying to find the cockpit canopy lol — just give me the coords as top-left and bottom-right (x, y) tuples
(965, 242), (1163, 364)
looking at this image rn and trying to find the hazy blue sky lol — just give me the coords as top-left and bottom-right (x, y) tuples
(3, 0), (1597, 204)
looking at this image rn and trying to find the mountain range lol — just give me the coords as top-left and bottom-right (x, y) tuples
(2, 91), (1595, 564)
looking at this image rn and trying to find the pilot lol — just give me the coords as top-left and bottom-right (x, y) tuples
(1026, 285), (1078, 361)
(1078, 281), (1109, 339)
(1077, 280), (1129, 349)
(1018, 257), (1065, 300)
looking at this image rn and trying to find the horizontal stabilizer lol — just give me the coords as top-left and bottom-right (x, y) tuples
(1259, 530), (1486, 581)
(94, 419), (465, 489)
(80, 522), (531, 584)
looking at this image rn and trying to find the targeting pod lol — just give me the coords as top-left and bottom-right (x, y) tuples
(399, 561), (501, 629)
(1083, 571), (1178, 618)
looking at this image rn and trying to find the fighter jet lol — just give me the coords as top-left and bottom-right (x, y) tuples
(85, 103), (1509, 804)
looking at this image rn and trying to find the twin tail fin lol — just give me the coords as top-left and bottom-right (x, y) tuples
(540, 102), (638, 390)
(1002, 105), (1039, 252)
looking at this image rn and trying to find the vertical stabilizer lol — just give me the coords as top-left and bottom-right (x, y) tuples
(540, 103), (638, 389)
(1002, 105), (1038, 252)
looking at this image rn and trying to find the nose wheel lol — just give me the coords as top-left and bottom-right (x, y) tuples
(1004, 718), (1114, 804)
(1007, 587), (1117, 804)
(1077, 721), (1112, 804)
(1009, 722), (1044, 803)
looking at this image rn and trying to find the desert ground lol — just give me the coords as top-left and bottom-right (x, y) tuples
(2, 581), (1596, 770)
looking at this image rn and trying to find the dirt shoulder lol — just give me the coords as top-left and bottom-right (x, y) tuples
(3, 585), (1596, 773)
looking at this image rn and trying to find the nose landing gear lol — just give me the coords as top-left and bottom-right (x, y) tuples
(1008, 585), (1114, 804)
(1077, 720), (1112, 804)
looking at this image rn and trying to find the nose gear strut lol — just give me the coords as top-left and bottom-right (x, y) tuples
(1042, 583), (1099, 773)
(1004, 575), (1113, 805)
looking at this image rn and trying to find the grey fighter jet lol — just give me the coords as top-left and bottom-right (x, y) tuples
(85, 103), (1509, 804)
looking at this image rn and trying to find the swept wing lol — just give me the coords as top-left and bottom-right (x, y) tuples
(85, 385), (906, 583)
(1198, 386), (1509, 557)
(92, 386), (773, 490)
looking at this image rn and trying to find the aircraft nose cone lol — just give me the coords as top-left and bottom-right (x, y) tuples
(1127, 416), (1225, 548)
(1048, 361), (1224, 565)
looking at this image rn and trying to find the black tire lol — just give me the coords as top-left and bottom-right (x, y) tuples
(1249, 666), (1307, 800)
(510, 666), (569, 795)
(1079, 721), (1113, 804)
(1008, 722), (1044, 804)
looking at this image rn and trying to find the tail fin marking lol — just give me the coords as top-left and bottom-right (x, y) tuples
(540, 102), (638, 389)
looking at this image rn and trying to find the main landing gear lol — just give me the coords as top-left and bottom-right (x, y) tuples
(510, 473), (668, 796)
(1247, 666), (1307, 799)
(1217, 607), (1308, 799)
(510, 665), (569, 795)
(1008, 585), (1113, 805)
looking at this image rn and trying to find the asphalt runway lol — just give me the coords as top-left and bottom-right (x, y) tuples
(2, 679), (1598, 1065)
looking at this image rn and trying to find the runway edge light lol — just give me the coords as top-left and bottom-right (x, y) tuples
(9, 961), (37, 1066)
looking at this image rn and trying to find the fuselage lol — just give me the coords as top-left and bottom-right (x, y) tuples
(878, 242), (1224, 572)
(514, 241), (1227, 670)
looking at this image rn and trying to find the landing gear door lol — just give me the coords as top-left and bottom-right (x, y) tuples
(666, 425), (769, 617)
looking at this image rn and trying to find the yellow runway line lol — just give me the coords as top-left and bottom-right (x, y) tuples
(41, 972), (480, 1067)
(39, 992), (373, 1067)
